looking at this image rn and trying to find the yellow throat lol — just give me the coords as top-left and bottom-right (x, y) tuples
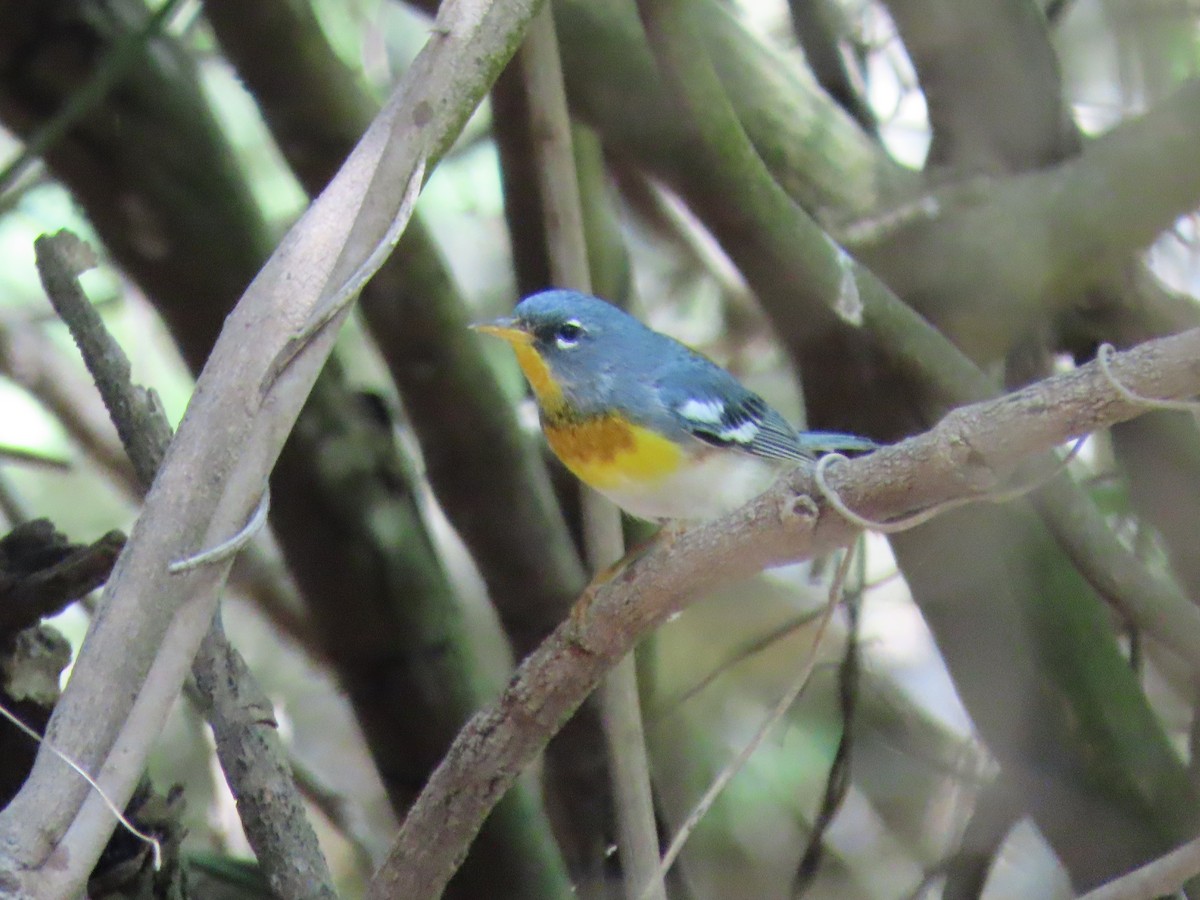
(473, 324), (565, 410)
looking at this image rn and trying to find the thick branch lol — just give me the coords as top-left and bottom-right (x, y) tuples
(370, 327), (1200, 898)
(884, 0), (1076, 171)
(854, 77), (1200, 364)
(554, 0), (917, 219)
(627, 0), (1200, 882)
(201, 1), (585, 890)
(33, 230), (337, 900)
(0, 1), (544, 895)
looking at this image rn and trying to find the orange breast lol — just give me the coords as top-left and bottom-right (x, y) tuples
(544, 415), (685, 490)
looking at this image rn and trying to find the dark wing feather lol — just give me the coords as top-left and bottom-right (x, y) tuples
(694, 393), (814, 461)
(655, 359), (813, 462)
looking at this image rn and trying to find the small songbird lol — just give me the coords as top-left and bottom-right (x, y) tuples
(474, 290), (876, 521)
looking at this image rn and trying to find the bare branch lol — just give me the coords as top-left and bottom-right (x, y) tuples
(793, 548), (862, 891)
(884, 0), (1077, 171)
(34, 233), (172, 487)
(0, 1), (545, 894)
(368, 327), (1200, 897)
(1081, 832), (1200, 900)
(190, 618), (337, 899)
(649, 547), (852, 898)
(518, 6), (666, 899)
(32, 230), (337, 899)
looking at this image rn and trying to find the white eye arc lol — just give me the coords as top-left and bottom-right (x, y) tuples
(554, 319), (586, 349)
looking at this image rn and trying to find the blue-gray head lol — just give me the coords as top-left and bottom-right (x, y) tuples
(511, 290), (644, 354)
(473, 290), (657, 410)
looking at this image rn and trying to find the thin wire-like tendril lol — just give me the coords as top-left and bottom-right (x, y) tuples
(813, 436), (1086, 533)
(0, 700), (162, 870)
(168, 488), (270, 573)
(1097, 342), (1200, 416)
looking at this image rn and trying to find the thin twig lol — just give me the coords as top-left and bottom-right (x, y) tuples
(0, 314), (139, 492)
(0, 162), (49, 215)
(649, 604), (830, 717)
(793, 540), (864, 893)
(640, 545), (855, 899)
(0, 444), (71, 471)
(518, 5), (665, 899)
(32, 231), (337, 900)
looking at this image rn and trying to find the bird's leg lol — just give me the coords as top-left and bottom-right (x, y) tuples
(566, 519), (691, 639)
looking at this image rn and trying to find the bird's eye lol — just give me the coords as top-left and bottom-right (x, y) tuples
(554, 320), (585, 349)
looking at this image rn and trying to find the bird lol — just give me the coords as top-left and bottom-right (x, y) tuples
(473, 289), (876, 521)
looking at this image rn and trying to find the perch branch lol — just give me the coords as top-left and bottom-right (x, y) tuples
(368, 326), (1200, 899)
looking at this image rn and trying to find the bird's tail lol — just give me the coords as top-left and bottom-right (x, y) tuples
(796, 431), (879, 455)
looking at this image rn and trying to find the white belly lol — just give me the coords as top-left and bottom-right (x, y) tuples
(597, 452), (786, 521)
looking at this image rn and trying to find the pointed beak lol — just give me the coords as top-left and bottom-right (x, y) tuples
(470, 316), (533, 345)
